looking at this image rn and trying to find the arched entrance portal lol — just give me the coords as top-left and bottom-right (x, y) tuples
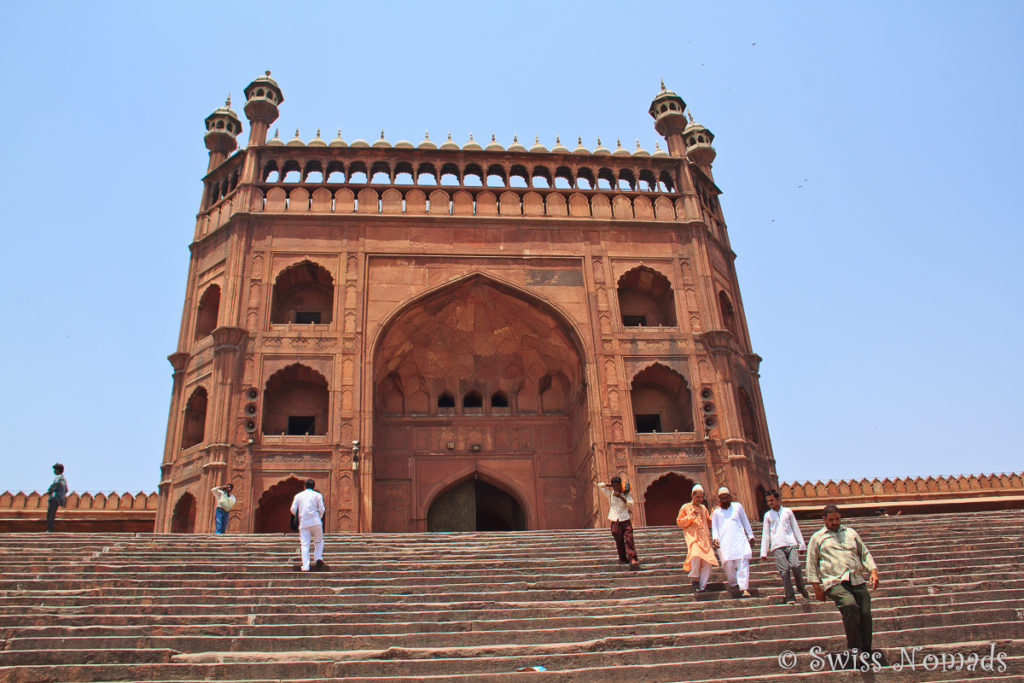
(427, 478), (526, 532)
(372, 275), (590, 532)
(643, 473), (695, 526)
(170, 492), (197, 533)
(254, 477), (306, 533)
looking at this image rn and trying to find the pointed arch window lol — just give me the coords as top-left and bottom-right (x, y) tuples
(618, 267), (677, 327)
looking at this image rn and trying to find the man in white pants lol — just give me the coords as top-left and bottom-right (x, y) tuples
(712, 486), (755, 598)
(290, 479), (326, 572)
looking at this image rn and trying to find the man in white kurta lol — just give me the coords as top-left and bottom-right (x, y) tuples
(711, 487), (755, 597)
(289, 479), (326, 572)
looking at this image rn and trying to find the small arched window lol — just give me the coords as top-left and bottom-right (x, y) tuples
(194, 285), (220, 340)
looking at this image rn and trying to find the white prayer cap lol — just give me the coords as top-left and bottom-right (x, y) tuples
(692, 484), (704, 493)
(717, 486), (730, 495)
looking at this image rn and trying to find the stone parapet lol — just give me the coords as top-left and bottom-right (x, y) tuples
(0, 490), (157, 532)
(781, 472), (1024, 518)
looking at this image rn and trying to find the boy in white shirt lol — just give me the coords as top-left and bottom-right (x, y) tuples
(759, 489), (808, 603)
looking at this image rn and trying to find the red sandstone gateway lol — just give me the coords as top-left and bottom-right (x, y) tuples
(156, 73), (776, 534)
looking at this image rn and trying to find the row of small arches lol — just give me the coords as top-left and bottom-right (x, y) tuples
(256, 186), (684, 221)
(260, 159), (677, 194)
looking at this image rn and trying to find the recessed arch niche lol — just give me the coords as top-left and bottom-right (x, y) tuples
(371, 275), (591, 532)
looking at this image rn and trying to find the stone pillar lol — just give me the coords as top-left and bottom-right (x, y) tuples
(725, 439), (757, 522)
(155, 352), (191, 532)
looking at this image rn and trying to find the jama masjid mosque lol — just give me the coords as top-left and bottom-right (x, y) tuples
(155, 72), (778, 534)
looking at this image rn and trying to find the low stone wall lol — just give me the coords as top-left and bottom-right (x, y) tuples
(3, 471), (1022, 530)
(0, 491), (157, 532)
(780, 472), (1024, 518)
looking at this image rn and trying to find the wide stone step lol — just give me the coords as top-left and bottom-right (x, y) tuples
(4, 602), (1020, 656)
(1, 627), (1020, 681)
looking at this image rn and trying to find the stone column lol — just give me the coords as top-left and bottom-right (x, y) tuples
(725, 438), (757, 522)
(155, 352), (191, 532)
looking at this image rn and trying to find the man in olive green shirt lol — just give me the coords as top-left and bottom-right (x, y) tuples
(806, 504), (880, 653)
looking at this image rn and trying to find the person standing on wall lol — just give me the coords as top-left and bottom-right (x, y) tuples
(211, 484), (236, 534)
(290, 478), (326, 572)
(46, 463), (68, 532)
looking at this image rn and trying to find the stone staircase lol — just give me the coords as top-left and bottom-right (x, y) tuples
(1, 510), (1022, 681)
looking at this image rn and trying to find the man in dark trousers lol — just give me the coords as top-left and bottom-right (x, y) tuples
(596, 476), (641, 570)
(46, 463), (68, 532)
(806, 504), (880, 655)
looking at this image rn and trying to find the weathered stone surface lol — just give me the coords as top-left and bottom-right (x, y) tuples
(0, 511), (1023, 680)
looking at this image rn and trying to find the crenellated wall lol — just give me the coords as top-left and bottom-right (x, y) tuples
(2, 471), (1021, 532)
(0, 490), (157, 532)
(781, 472), (1024, 518)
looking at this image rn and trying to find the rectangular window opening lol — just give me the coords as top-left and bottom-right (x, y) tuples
(623, 315), (647, 327)
(635, 414), (662, 433)
(295, 311), (322, 324)
(287, 416), (316, 435)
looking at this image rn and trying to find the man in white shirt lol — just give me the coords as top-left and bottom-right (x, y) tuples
(596, 476), (641, 570)
(759, 489), (808, 604)
(289, 479), (326, 572)
(712, 486), (755, 597)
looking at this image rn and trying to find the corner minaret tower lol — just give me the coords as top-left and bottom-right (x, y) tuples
(243, 70), (284, 147)
(683, 112), (717, 182)
(648, 80), (687, 157)
(203, 96), (241, 172)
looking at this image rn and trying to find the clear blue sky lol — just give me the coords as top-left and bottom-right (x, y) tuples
(1, 2), (1021, 494)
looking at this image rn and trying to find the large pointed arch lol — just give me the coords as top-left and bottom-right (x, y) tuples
(371, 272), (591, 373)
(370, 272), (594, 532)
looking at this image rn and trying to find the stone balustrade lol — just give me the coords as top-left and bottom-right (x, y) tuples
(194, 143), (733, 240)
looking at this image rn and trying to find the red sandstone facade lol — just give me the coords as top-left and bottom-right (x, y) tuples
(154, 73), (777, 534)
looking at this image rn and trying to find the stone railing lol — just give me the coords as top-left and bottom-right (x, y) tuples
(0, 490), (158, 533)
(780, 472), (1024, 517)
(194, 143), (729, 239)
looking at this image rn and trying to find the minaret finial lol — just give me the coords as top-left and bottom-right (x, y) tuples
(578, 136), (582, 145)
(535, 135), (540, 144)
(596, 137), (602, 146)
(225, 94), (231, 107)
(635, 138), (641, 149)
(688, 111), (694, 123)
(447, 131), (452, 141)
(337, 128), (342, 137)
(491, 133), (496, 142)
(556, 135), (561, 144)
(315, 129), (321, 139)
(274, 128), (279, 138)
(424, 130), (430, 139)
(295, 128), (300, 137)
(513, 135), (518, 142)
(616, 138), (622, 147)
(660, 78), (666, 91)
(266, 69), (272, 77)
(469, 132), (474, 141)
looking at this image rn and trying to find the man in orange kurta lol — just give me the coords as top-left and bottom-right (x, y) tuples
(676, 484), (719, 592)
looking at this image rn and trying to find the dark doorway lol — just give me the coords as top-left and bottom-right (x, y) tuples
(170, 492), (197, 533)
(254, 477), (306, 533)
(755, 484), (769, 520)
(428, 478), (525, 532)
(643, 473), (696, 526)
